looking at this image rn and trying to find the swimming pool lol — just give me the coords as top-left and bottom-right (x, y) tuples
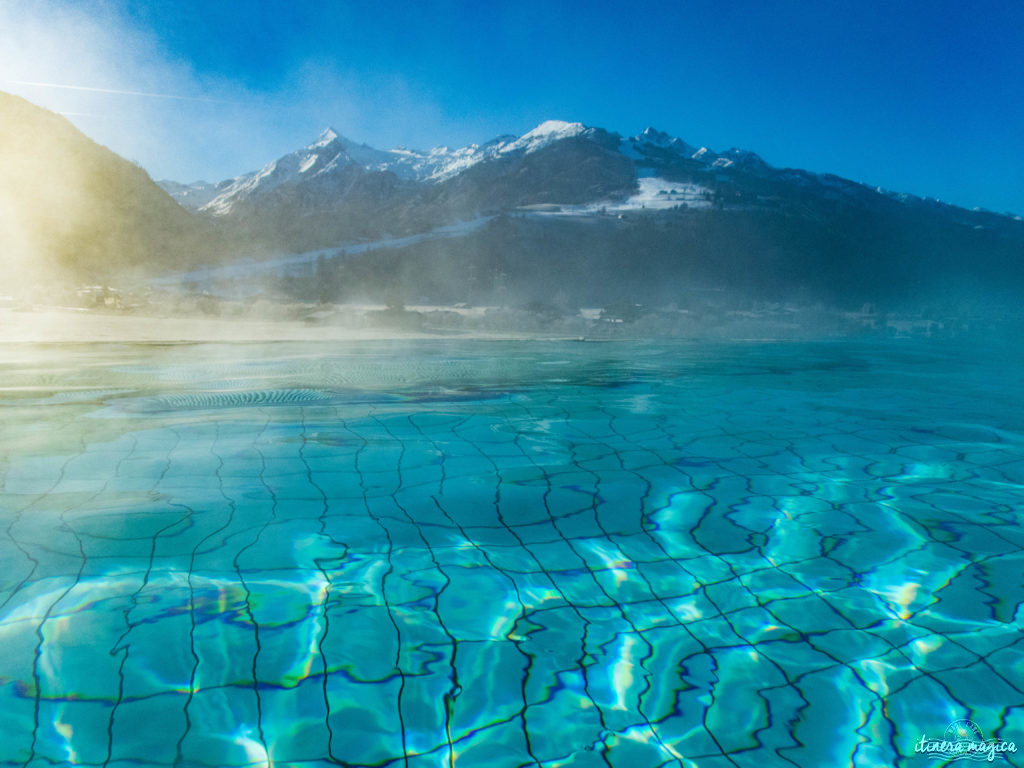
(1, 339), (1021, 767)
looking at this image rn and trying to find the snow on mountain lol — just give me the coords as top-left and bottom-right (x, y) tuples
(173, 119), (776, 217)
(617, 128), (771, 174)
(415, 124), (590, 182)
(195, 129), (476, 214)
(517, 175), (714, 218)
(385, 137), (514, 182)
(688, 145), (768, 169)
(415, 122), (590, 180)
(193, 121), (608, 215)
(499, 120), (588, 154)
(415, 144), (488, 181)
(625, 176), (713, 210)
(156, 179), (226, 211)
(202, 128), (377, 215)
(721, 147), (768, 169)
(631, 126), (696, 155)
(309, 127), (338, 148)
(620, 128), (687, 160)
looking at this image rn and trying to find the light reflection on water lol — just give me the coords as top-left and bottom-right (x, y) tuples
(0, 339), (1022, 767)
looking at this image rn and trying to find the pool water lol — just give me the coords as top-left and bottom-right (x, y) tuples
(0, 339), (1021, 767)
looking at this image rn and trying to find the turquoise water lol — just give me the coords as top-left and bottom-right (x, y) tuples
(1, 339), (1022, 767)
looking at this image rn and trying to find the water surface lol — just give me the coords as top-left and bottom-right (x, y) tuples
(1, 339), (1022, 767)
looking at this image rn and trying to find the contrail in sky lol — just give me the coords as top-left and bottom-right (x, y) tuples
(6, 80), (229, 103)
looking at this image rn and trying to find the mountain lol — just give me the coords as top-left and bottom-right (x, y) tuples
(157, 118), (1024, 315)
(159, 119), (784, 221)
(6, 94), (1016, 319)
(162, 120), (609, 215)
(157, 120), (637, 252)
(0, 92), (223, 294)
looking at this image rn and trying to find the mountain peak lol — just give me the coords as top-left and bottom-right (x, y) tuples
(631, 127), (695, 156)
(312, 127), (340, 148)
(498, 120), (589, 156)
(639, 126), (668, 140)
(524, 119), (587, 139)
(723, 147), (769, 169)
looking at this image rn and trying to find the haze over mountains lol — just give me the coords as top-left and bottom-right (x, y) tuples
(2, 90), (1021, 330)
(0, 93), (224, 295)
(155, 117), (1023, 316)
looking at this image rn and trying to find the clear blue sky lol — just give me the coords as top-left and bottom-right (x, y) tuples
(2, 0), (1022, 214)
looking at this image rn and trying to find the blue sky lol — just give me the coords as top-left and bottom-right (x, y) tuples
(2, 0), (1022, 214)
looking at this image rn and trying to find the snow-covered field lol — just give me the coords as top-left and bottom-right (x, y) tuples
(620, 176), (714, 210)
(519, 176), (714, 219)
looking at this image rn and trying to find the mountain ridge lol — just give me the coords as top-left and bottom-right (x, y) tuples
(3, 92), (1020, 319)
(144, 115), (1024, 315)
(0, 91), (227, 293)
(160, 119), (1023, 225)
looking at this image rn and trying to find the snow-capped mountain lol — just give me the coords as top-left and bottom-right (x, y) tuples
(149, 115), (1024, 315)
(159, 118), (1024, 240)
(622, 126), (697, 157)
(160, 118), (792, 219)
(199, 128), (395, 215)
(169, 120), (609, 216)
(9, 90), (1022, 317)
